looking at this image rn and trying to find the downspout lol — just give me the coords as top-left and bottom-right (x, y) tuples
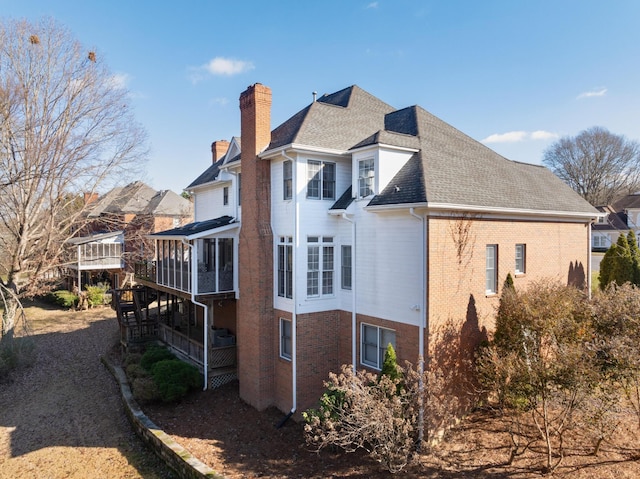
(409, 207), (427, 447)
(341, 213), (357, 373)
(587, 222), (593, 299)
(282, 150), (297, 417)
(182, 238), (209, 390)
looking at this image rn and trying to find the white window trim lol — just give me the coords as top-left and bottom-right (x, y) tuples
(515, 243), (526, 275)
(277, 236), (293, 299)
(307, 236), (334, 298)
(279, 318), (292, 361)
(341, 245), (352, 290)
(486, 244), (498, 295)
(306, 160), (336, 200)
(360, 323), (396, 370)
(358, 157), (375, 198)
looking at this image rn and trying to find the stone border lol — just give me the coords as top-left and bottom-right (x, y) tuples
(101, 356), (226, 479)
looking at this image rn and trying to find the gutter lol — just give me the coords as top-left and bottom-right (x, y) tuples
(182, 239), (209, 390)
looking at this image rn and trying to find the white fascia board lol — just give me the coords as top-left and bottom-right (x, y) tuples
(349, 143), (419, 155)
(365, 201), (601, 222)
(259, 143), (349, 160)
(147, 223), (240, 242)
(186, 222), (239, 240)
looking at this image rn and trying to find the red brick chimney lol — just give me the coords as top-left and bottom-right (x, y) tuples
(211, 140), (230, 163)
(237, 83), (275, 410)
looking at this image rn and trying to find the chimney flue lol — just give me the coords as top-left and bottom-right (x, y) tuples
(312, 91), (317, 102)
(211, 140), (230, 163)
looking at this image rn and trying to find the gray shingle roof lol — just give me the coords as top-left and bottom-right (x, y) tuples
(150, 215), (235, 237)
(88, 181), (192, 217)
(265, 89), (596, 215)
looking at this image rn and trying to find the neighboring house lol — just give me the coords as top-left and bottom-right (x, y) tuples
(137, 83), (598, 416)
(591, 205), (629, 251)
(591, 194), (640, 252)
(65, 181), (193, 290)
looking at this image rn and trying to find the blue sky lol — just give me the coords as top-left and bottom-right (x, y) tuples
(3, 1), (639, 194)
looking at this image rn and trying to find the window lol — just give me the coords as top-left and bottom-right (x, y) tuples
(237, 173), (241, 206)
(597, 214), (606, 224)
(223, 186), (229, 206)
(307, 236), (334, 297)
(283, 160), (292, 200)
(361, 324), (395, 370)
(358, 158), (375, 197)
(341, 245), (352, 290)
(593, 235), (608, 248)
(278, 236), (293, 299)
(306, 160), (335, 200)
(486, 245), (498, 294)
(515, 244), (526, 274)
(280, 318), (292, 360)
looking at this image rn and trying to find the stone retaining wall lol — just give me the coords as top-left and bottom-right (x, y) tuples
(101, 357), (226, 479)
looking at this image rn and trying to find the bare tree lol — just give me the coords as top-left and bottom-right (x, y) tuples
(543, 127), (640, 206)
(0, 18), (147, 330)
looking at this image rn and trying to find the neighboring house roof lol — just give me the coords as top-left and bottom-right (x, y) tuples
(149, 215), (236, 239)
(88, 181), (192, 217)
(592, 205), (629, 232)
(66, 230), (124, 245)
(612, 194), (640, 211)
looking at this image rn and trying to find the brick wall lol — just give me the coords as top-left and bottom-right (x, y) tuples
(237, 84), (275, 410)
(427, 216), (589, 359)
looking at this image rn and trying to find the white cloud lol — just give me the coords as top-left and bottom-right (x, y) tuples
(366, 2), (379, 8)
(482, 130), (558, 144)
(577, 87), (607, 99)
(204, 57), (254, 76)
(189, 57), (254, 84)
(482, 131), (528, 143)
(530, 130), (559, 141)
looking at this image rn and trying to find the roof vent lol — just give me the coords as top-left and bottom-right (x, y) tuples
(312, 91), (317, 102)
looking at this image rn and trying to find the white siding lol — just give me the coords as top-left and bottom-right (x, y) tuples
(193, 182), (235, 222)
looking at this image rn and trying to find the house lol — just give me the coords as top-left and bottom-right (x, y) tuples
(65, 181), (193, 290)
(592, 194), (640, 251)
(137, 83), (598, 416)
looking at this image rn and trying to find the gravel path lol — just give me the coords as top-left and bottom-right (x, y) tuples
(0, 306), (175, 479)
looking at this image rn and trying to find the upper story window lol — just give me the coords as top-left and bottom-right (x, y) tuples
(307, 236), (334, 297)
(486, 244), (498, 294)
(278, 236), (293, 299)
(358, 158), (375, 198)
(223, 186), (229, 206)
(283, 160), (292, 200)
(237, 173), (241, 206)
(341, 245), (352, 290)
(306, 160), (335, 200)
(597, 215), (606, 224)
(515, 244), (526, 275)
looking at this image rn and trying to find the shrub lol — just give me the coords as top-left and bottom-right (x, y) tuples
(140, 345), (175, 371)
(123, 352), (143, 368)
(132, 376), (161, 404)
(48, 290), (78, 309)
(150, 359), (202, 403)
(0, 337), (35, 381)
(126, 363), (149, 380)
(85, 284), (108, 307)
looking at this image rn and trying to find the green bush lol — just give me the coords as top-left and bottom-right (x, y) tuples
(48, 290), (78, 309)
(140, 345), (175, 371)
(150, 359), (202, 403)
(126, 363), (149, 380)
(123, 352), (143, 368)
(85, 284), (108, 307)
(132, 376), (161, 404)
